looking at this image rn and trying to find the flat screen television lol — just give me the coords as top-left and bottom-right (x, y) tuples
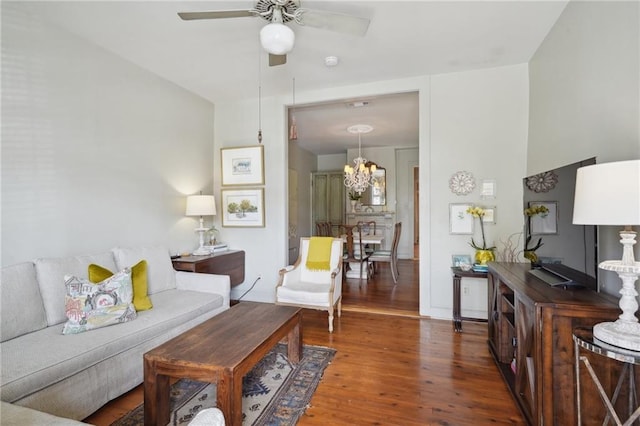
(523, 158), (599, 291)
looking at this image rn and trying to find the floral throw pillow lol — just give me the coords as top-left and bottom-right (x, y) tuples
(62, 268), (137, 335)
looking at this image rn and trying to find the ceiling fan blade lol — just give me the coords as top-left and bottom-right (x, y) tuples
(178, 10), (256, 21)
(269, 54), (287, 67)
(295, 9), (370, 36)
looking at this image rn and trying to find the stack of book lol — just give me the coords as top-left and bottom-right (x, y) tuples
(203, 243), (228, 253)
(472, 264), (489, 273)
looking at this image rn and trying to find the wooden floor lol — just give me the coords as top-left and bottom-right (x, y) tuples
(84, 257), (524, 425)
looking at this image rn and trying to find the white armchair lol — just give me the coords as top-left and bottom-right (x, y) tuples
(275, 237), (343, 332)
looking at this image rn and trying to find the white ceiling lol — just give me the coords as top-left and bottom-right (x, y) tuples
(10, 0), (568, 155)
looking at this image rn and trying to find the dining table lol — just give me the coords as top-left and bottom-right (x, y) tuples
(340, 233), (384, 279)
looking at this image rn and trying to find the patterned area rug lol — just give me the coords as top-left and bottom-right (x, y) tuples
(111, 344), (335, 426)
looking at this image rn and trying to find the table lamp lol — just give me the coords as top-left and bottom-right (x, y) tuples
(186, 194), (216, 255)
(573, 159), (640, 350)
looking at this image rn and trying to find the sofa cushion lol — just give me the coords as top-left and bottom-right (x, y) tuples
(112, 246), (176, 295)
(0, 402), (89, 425)
(1, 262), (47, 343)
(0, 288), (224, 404)
(62, 269), (137, 335)
(89, 261), (153, 311)
(34, 252), (118, 326)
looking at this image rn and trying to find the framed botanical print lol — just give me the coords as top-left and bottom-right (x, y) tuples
(221, 145), (265, 186)
(449, 203), (474, 234)
(221, 188), (265, 228)
(528, 201), (558, 234)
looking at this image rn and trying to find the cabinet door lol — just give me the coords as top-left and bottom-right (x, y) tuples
(487, 274), (500, 356)
(515, 296), (536, 425)
(312, 174), (329, 224)
(327, 173), (345, 225)
(312, 172), (345, 234)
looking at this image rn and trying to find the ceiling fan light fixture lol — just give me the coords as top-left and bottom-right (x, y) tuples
(260, 23), (295, 55)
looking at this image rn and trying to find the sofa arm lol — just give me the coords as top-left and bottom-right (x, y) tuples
(175, 271), (231, 308)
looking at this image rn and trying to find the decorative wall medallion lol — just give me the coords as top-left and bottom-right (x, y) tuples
(525, 171), (558, 193)
(449, 171), (476, 195)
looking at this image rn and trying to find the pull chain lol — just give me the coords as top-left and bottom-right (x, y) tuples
(257, 50), (263, 144)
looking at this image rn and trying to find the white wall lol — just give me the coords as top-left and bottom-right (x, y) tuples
(1, 6), (216, 266)
(429, 64), (529, 319)
(528, 1), (640, 295)
(214, 68), (530, 320)
(528, 1), (639, 175)
(317, 154), (346, 171)
(215, 78), (430, 303)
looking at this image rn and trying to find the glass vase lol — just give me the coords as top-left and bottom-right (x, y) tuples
(475, 249), (495, 265)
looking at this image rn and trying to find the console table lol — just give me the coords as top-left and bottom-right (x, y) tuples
(172, 250), (245, 286)
(451, 267), (487, 332)
(488, 262), (620, 425)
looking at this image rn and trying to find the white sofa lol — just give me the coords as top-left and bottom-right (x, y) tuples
(0, 246), (230, 424)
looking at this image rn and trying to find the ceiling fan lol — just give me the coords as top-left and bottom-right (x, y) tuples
(178, 0), (370, 66)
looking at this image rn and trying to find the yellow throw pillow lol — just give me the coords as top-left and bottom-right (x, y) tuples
(88, 261), (153, 311)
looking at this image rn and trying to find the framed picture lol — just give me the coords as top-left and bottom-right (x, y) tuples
(481, 179), (497, 199)
(529, 201), (558, 234)
(221, 188), (265, 227)
(221, 145), (265, 186)
(449, 203), (474, 234)
(452, 254), (472, 267)
(482, 206), (496, 224)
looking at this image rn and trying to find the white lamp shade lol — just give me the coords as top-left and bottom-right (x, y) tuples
(186, 195), (216, 216)
(260, 23), (294, 55)
(573, 159), (640, 225)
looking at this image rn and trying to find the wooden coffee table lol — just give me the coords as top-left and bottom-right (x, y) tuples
(143, 302), (302, 426)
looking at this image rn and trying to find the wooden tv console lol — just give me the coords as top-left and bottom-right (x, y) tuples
(487, 262), (620, 425)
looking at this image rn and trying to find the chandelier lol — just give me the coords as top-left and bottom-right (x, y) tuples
(344, 124), (376, 195)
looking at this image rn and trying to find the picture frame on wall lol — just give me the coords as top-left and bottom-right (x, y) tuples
(482, 206), (497, 224)
(449, 203), (474, 234)
(529, 201), (558, 234)
(221, 188), (265, 228)
(221, 145), (265, 186)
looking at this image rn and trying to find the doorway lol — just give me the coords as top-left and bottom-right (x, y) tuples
(414, 166), (419, 260)
(287, 92), (420, 315)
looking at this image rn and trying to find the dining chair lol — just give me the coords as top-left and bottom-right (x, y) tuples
(316, 221), (332, 236)
(357, 220), (377, 255)
(342, 224), (372, 279)
(276, 237), (343, 332)
(369, 222), (402, 283)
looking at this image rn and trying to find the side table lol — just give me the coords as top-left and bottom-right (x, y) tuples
(172, 250), (245, 286)
(573, 326), (640, 425)
(451, 267), (488, 332)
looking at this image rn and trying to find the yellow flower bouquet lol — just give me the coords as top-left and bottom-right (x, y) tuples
(466, 206), (496, 251)
(523, 204), (550, 262)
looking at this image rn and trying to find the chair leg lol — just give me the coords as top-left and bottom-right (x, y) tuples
(337, 298), (342, 317)
(328, 306), (334, 333)
(391, 260), (398, 283)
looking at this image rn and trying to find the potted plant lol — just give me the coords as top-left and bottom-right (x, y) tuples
(466, 206), (496, 265)
(348, 191), (361, 213)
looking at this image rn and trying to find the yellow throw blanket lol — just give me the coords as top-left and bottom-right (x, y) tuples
(306, 237), (333, 271)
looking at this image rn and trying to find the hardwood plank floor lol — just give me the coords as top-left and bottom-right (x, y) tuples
(85, 258), (524, 425)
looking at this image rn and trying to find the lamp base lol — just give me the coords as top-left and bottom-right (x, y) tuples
(595, 256), (640, 351)
(192, 247), (211, 256)
(594, 321), (640, 351)
(193, 227), (211, 256)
